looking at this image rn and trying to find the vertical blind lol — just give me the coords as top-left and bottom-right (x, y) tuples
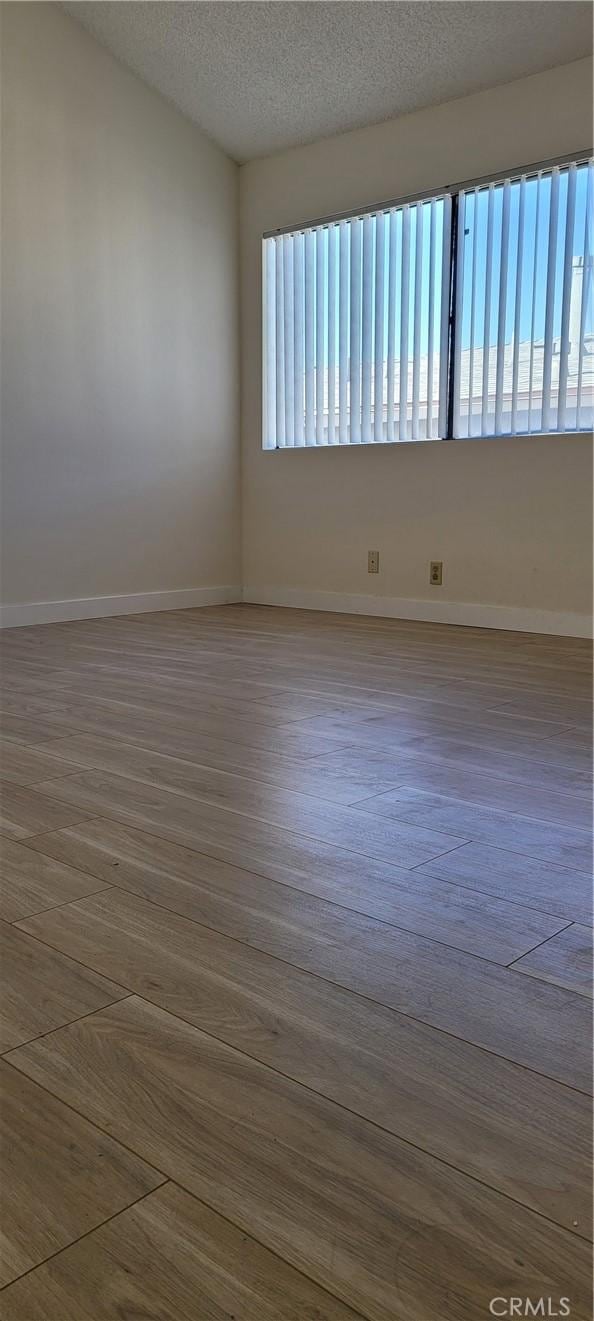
(262, 195), (452, 448)
(453, 158), (594, 438)
(262, 156), (593, 449)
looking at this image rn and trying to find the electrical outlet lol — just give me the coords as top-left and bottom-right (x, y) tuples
(368, 550), (380, 574)
(430, 560), (443, 586)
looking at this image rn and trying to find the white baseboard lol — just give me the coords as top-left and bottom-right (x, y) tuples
(2, 582), (590, 637)
(0, 585), (242, 629)
(242, 586), (593, 639)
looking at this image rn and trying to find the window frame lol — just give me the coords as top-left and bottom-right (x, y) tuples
(262, 148), (593, 450)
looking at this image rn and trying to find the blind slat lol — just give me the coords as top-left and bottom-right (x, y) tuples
(541, 167), (560, 433)
(304, 231), (316, 445)
(576, 162), (593, 429)
(467, 188), (479, 439)
(327, 226), (337, 444)
(338, 221), (349, 444)
(411, 203), (424, 440)
(293, 232), (305, 446)
(399, 206), (411, 441)
(481, 184), (495, 437)
(315, 228), (326, 443)
(263, 237), (276, 448)
(283, 235), (295, 447)
(426, 200), (437, 439)
(386, 211), (398, 442)
(494, 180), (511, 437)
(510, 177), (526, 436)
(557, 163), (577, 431)
(350, 219), (363, 443)
(452, 192), (466, 438)
(361, 215), (374, 443)
(275, 238), (285, 447)
(527, 172), (543, 434)
(373, 212), (386, 441)
(438, 196), (452, 438)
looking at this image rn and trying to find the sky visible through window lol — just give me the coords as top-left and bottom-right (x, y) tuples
(458, 165), (592, 349)
(320, 162), (592, 357)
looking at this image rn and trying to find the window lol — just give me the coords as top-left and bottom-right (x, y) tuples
(454, 161), (594, 438)
(262, 156), (593, 449)
(262, 195), (452, 447)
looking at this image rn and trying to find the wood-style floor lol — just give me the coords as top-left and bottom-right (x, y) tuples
(0, 603), (592, 1319)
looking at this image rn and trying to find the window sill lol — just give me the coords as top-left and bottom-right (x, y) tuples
(262, 429), (592, 451)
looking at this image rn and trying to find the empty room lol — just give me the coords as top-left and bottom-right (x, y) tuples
(0, 2), (593, 1317)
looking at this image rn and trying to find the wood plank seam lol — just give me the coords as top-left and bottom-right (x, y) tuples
(11, 889), (593, 1101)
(16, 825), (577, 967)
(4, 1002), (590, 1249)
(0, 992), (135, 1058)
(0, 1181), (171, 1295)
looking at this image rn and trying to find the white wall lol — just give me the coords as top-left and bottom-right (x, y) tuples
(2, 19), (592, 636)
(240, 60), (594, 636)
(1, 3), (240, 625)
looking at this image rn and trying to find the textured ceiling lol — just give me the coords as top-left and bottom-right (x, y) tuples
(63, 2), (592, 163)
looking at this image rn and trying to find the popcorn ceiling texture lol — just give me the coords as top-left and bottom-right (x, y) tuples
(63, 1), (592, 163)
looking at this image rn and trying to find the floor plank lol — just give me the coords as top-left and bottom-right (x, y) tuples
(0, 920), (128, 1051)
(313, 739), (594, 802)
(33, 767), (464, 870)
(24, 694), (359, 761)
(0, 738), (80, 787)
(512, 924), (594, 998)
(0, 1182), (359, 1321)
(37, 703), (365, 771)
(350, 758), (591, 828)
(544, 728), (594, 753)
(489, 694), (594, 725)
(7, 996), (592, 1321)
(43, 679), (355, 729)
(416, 840), (593, 924)
(0, 712), (83, 747)
(16, 776), (465, 934)
(293, 715), (594, 771)
(441, 669), (592, 701)
(16, 887), (591, 1092)
(357, 786), (593, 871)
(8, 857), (590, 1232)
(312, 703), (575, 741)
(0, 693), (79, 719)
(288, 707), (574, 748)
(26, 816), (570, 963)
(34, 730), (428, 808)
(0, 782), (94, 841)
(35, 729), (592, 824)
(0, 1061), (163, 1286)
(0, 837), (112, 923)
(40, 666), (582, 727)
